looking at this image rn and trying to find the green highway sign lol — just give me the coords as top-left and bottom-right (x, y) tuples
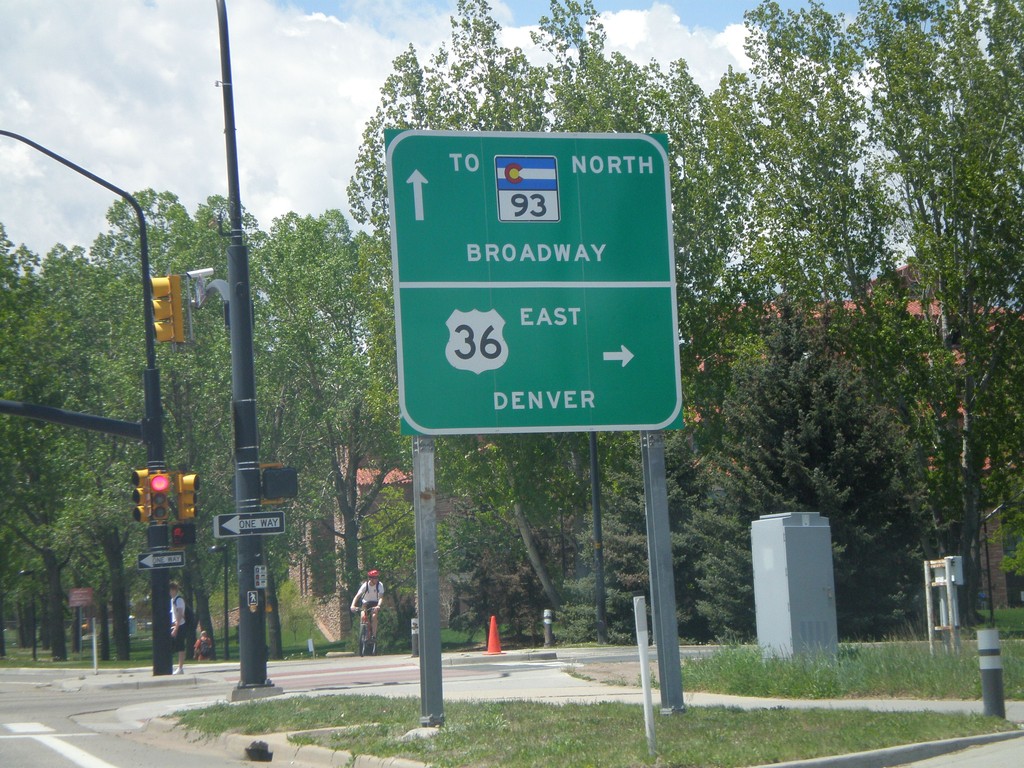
(386, 130), (682, 434)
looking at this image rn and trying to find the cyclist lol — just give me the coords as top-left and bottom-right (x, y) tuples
(350, 569), (385, 643)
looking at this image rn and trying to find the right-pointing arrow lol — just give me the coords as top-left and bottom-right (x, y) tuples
(603, 345), (634, 367)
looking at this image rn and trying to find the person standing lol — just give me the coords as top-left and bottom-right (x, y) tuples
(169, 581), (186, 674)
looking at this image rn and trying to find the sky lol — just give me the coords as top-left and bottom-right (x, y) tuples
(0, 0), (859, 258)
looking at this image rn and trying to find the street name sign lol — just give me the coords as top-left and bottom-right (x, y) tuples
(137, 550), (186, 570)
(214, 511), (286, 538)
(386, 130), (682, 434)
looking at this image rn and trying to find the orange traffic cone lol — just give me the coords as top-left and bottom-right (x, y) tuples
(485, 615), (504, 655)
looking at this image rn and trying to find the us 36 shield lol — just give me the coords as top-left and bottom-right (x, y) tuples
(445, 309), (508, 374)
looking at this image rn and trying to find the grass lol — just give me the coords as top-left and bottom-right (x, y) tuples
(993, 608), (1024, 636)
(176, 694), (1018, 768)
(680, 641), (1024, 700)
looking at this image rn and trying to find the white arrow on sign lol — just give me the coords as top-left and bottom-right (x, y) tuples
(220, 515), (242, 535)
(603, 345), (634, 367)
(407, 170), (428, 221)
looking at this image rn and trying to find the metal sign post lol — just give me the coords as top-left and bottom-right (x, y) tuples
(413, 435), (444, 726)
(641, 431), (685, 712)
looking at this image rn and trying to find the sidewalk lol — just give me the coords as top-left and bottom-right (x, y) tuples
(79, 649), (1024, 768)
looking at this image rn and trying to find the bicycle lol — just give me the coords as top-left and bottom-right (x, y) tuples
(354, 606), (377, 656)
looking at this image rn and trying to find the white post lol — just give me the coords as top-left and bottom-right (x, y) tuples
(633, 596), (656, 756)
(924, 560), (935, 655)
(978, 629), (1005, 718)
(91, 618), (98, 675)
(945, 557), (961, 653)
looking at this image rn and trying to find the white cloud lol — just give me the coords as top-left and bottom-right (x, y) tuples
(599, 4), (749, 89)
(0, 0), (746, 256)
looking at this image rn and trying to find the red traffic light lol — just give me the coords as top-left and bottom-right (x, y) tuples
(149, 472), (171, 520)
(150, 473), (171, 494)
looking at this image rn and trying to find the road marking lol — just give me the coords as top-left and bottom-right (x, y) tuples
(4, 722), (54, 733)
(33, 735), (117, 768)
(3, 722), (113, 768)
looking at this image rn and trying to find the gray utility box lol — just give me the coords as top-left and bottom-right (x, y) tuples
(751, 511), (838, 658)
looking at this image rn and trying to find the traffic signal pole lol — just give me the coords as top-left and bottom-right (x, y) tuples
(216, 0), (271, 692)
(0, 130), (172, 676)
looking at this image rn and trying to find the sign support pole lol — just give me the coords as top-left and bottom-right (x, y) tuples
(413, 435), (444, 726)
(217, 0), (270, 693)
(641, 431), (685, 713)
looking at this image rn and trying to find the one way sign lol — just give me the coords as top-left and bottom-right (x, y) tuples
(214, 511), (286, 538)
(137, 550), (186, 570)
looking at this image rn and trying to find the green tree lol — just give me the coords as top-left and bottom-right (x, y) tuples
(250, 211), (405, 635)
(700, 304), (924, 638)
(853, 0), (1024, 616)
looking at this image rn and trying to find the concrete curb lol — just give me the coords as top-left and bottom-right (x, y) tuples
(747, 730), (1024, 768)
(441, 649), (557, 666)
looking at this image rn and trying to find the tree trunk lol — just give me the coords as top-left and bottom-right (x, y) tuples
(41, 549), (67, 661)
(100, 529), (131, 661)
(959, 376), (982, 625)
(267, 566), (283, 659)
(99, 601), (110, 661)
(511, 500), (561, 609)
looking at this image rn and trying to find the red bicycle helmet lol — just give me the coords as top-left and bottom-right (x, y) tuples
(367, 569), (380, 577)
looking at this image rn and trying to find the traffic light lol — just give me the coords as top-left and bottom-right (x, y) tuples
(131, 468), (150, 523)
(170, 521), (196, 547)
(151, 274), (185, 343)
(176, 472), (198, 520)
(261, 464), (298, 503)
(149, 472), (172, 521)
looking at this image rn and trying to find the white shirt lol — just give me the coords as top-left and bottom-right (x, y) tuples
(170, 594), (185, 628)
(353, 579), (384, 606)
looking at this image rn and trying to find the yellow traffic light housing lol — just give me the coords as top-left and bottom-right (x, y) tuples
(149, 472), (172, 521)
(151, 275), (185, 343)
(176, 472), (198, 520)
(131, 468), (150, 523)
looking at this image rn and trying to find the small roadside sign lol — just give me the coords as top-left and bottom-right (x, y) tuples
(214, 511), (286, 538)
(68, 587), (94, 607)
(137, 550), (186, 570)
